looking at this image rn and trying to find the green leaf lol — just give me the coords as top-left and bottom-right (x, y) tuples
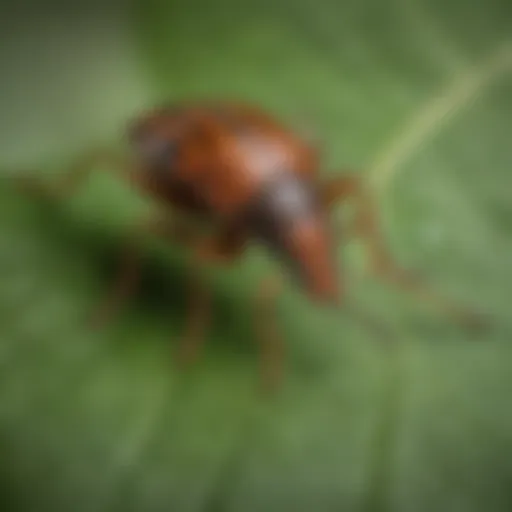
(1, 0), (511, 511)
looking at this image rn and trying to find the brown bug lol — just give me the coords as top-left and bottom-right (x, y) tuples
(14, 100), (485, 390)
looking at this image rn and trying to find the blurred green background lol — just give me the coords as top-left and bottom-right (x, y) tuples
(1, 0), (511, 511)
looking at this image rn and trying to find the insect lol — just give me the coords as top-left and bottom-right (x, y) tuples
(14, 100), (486, 391)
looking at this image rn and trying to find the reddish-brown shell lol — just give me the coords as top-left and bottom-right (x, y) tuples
(129, 101), (320, 220)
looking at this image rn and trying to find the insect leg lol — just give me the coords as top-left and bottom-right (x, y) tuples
(175, 225), (248, 367)
(174, 257), (211, 367)
(12, 148), (134, 200)
(90, 215), (183, 329)
(319, 174), (486, 331)
(196, 226), (286, 392)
